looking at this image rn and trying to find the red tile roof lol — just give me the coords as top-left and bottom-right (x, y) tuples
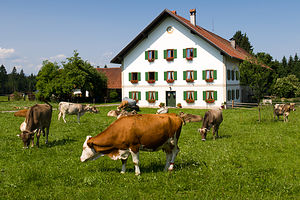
(96, 68), (121, 89)
(111, 9), (252, 64)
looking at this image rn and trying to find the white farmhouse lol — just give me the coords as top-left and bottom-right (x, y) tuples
(111, 9), (252, 108)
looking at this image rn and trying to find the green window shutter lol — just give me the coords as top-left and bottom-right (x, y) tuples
(155, 91), (158, 100)
(164, 71), (167, 80)
(155, 72), (158, 81)
(129, 91), (132, 99)
(174, 49), (177, 58)
(164, 50), (167, 59)
(145, 51), (148, 60)
(203, 91), (206, 100)
(174, 71), (177, 80)
(146, 92), (149, 100)
(155, 50), (158, 59)
(214, 70), (217, 80)
(183, 71), (187, 80)
(138, 92), (141, 100)
(183, 49), (186, 58)
(202, 70), (206, 80)
(129, 73), (132, 81)
(184, 91), (187, 100)
(145, 72), (148, 81)
(194, 70), (197, 80)
(214, 91), (217, 100)
(194, 48), (197, 57)
(194, 91), (197, 100)
(138, 72), (141, 81)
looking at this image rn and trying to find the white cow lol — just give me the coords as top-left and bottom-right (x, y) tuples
(58, 102), (98, 123)
(156, 106), (169, 114)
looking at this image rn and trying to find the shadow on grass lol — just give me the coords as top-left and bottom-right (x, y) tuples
(45, 138), (77, 148)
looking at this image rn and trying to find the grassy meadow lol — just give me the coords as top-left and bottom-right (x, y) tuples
(0, 100), (299, 199)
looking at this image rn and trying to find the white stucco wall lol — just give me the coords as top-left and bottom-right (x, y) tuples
(121, 16), (241, 108)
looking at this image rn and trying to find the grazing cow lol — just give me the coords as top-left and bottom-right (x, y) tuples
(198, 109), (223, 141)
(273, 103), (296, 122)
(179, 112), (202, 124)
(117, 110), (137, 119)
(80, 113), (183, 175)
(18, 103), (52, 148)
(156, 106), (169, 114)
(14, 109), (28, 117)
(58, 102), (98, 123)
(107, 110), (120, 117)
(117, 97), (139, 111)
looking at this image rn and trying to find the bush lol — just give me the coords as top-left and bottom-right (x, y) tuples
(12, 92), (23, 101)
(109, 90), (119, 102)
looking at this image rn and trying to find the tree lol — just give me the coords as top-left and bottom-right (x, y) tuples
(239, 59), (273, 121)
(273, 75), (300, 98)
(0, 64), (8, 94)
(232, 30), (253, 54)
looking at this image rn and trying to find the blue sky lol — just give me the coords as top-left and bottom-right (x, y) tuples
(0, 0), (299, 75)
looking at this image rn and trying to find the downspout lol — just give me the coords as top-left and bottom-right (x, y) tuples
(222, 55), (227, 106)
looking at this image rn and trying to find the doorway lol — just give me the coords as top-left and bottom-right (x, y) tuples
(166, 91), (176, 107)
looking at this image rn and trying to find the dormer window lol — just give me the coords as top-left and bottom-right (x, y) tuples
(164, 49), (177, 61)
(183, 48), (197, 60)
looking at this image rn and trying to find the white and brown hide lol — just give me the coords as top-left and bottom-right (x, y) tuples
(273, 103), (296, 122)
(179, 112), (202, 124)
(80, 113), (183, 175)
(117, 110), (137, 119)
(107, 110), (120, 117)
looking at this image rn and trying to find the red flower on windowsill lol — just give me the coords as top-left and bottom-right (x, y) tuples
(186, 99), (195, 103)
(147, 80), (155, 84)
(148, 58), (155, 62)
(186, 57), (193, 61)
(205, 99), (215, 103)
(148, 99), (156, 103)
(130, 80), (138, 84)
(186, 79), (194, 83)
(167, 79), (174, 83)
(205, 78), (214, 83)
(166, 57), (174, 61)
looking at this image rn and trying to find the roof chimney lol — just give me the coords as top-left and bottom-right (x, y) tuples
(190, 9), (196, 26)
(171, 10), (177, 15)
(230, 38), (236, 49)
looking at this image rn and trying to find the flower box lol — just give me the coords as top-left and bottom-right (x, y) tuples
(147, 80), (155, 84)
(167, 79), (174, 83)
(186, 79), (194, 83)
(205, 99), (215, 103)
(186, 99), (195, 103)
(186, 57), (193, 61)
(148, 99), (156, 103)
(148, 58), (155, 62)
(205, 78), (214, 83)
(166, 57), (174, 61)
(130, 80), (138, 84)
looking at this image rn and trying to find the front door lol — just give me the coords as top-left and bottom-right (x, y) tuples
(166, 91), (176, 107)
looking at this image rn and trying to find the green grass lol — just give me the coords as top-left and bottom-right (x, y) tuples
(0, 103), (299, 199)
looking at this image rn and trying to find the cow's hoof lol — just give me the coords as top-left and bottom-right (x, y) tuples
(135, 172), (140, 176)
(201, 139), (206, 141)
(120, 171), (125, 174)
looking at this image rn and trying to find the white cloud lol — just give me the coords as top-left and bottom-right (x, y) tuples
(0, 47), (15, 59)
(41, 54), (67, 63)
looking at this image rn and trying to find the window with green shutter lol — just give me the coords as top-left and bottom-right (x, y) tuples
(186, 70), (194, 82)
(145, 50), (157, 62)
(147, 72), (156, 83)
(184, 48), (197, 60)
(130, 91), (140, 102)
(147, 91), (157, 103)
(204, 90), (216, 103)
(203, 70), (216, 82)
(166, 71), (175, 83)
(185, 91), (195, 103)
(130, 72), (139, 84)
(165, 49), (176, 61)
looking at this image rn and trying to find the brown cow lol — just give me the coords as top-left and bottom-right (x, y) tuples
(198, 109), (223, 141)
(179, 112), (202, 124)
(14, 109), (28, 117)
(273, 103), (296, 122)
(80, 113), (183, 175)
(18, 103), (52, 148)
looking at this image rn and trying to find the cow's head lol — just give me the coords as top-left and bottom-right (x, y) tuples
(86, 105), (98, 113)
(80, 136), (102, 162)
(198, 128), (208, 141)
(18, 130), (34, 148)
(290, 103), (296, 111)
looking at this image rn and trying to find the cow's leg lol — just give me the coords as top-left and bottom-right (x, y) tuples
(77, 113), (80, 123)
(45, 127), (49, 144)
(58, 112), (61, 121)
(168, 145), (180, 171)
(62, 112), (67, 123)
(36, 129), (41, 147)
(130, 150), (140, 175)
(120, 159), (127, 174)
(164, 151), (172, 171)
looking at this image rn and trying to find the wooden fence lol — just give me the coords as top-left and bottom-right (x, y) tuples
(226, 100), (300, 109)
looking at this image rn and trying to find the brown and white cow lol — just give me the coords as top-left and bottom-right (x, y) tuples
(117, 110), (137, 119)
(18, 103), (52, 148)
(14, 109), (28, 117)
(273, 103), (296, 122)
(156, 106), (169, 114)
(80, 113), (183, 175)
(107, 110), (120, 117)
(58, 102), (98, 123)
(179, 112), (202, 124)
(198, 109), (223, 141)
